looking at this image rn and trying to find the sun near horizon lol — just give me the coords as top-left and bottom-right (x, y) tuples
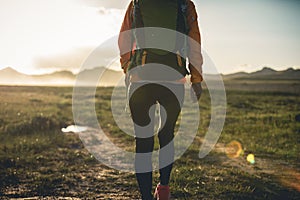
(0, 0), (299, 76)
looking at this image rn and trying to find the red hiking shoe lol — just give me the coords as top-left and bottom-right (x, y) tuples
(154, 184), (171, 200)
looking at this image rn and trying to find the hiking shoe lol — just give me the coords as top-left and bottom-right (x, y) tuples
(154, 184), (171, 200)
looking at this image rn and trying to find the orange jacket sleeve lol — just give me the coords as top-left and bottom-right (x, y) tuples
(118, 2), (134, 73)
(187, 0), (203, 83)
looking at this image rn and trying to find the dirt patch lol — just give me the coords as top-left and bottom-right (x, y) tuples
(209, 139), (300, 193)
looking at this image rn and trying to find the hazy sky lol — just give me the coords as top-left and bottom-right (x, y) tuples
(0, 0), (299, 74)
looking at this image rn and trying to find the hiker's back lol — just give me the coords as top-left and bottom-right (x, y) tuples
(131, 0), (189, 81)
(139, 0), (178, 29)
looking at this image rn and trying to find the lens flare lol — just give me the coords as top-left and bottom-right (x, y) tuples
(246, 154), (255, 164)
(225, 140), (243, 158)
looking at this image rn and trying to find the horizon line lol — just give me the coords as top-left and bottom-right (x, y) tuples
(0, 65), (300, 76)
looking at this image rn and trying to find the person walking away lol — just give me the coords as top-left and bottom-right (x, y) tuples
(118, 0), (203, 199)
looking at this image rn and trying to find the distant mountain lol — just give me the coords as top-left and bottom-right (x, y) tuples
(0, 67), (27, 79)
(75, 67), (124, 86)
(44, 70), (75, 79)
(252, 67), (276, 76)
(221, 72), (248, 80)
(223, 67), (300, 80)
(0, 67), (75, 86)
(0, 67), (123, 86)
(0, 66), (299, 86)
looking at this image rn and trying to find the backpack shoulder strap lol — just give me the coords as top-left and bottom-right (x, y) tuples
(132, 0), (143, 29)
(177, 0), (189, 34)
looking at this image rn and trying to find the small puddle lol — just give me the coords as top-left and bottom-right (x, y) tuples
(61, 125), (88, 133)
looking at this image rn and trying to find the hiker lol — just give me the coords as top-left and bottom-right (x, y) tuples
(118, 0), (203, 199)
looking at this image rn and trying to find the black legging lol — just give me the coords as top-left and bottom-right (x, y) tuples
(129, 82), (184, 200)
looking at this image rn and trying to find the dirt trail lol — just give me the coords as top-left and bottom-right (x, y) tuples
(2, 131), (299, 199)
(2, 163), (140, 200)
(208, 138), (300, 193)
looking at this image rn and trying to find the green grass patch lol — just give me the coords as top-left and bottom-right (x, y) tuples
(0, 85), (299, 199)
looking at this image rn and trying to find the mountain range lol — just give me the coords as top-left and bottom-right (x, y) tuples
(223, 67), (300, 80)
(0, 67), (124, 86)
(0, 66), (299, 86)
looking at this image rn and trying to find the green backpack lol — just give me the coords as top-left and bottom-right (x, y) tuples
(128, 0), (189, 78)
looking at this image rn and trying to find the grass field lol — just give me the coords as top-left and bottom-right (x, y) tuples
(0, 82), (299, 199)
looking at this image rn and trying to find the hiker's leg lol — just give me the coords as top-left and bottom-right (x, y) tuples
(157, 83), (184, 185)
(135, 137), (154, 200)
(129, 83), (156, 199)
